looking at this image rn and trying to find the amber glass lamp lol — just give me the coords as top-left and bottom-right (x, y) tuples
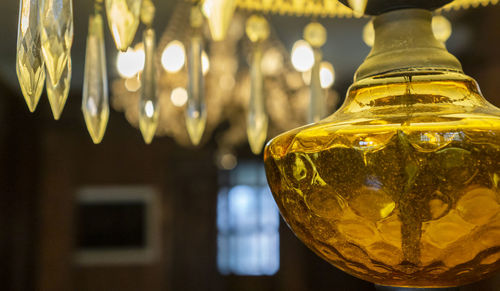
(264, 0), (500, 288)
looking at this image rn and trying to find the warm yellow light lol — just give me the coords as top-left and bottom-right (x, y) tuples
(161, 40), (186, 73)
(261, 48), (283, 76)
(202, 50), (210, 75)
(320, 61), (335, 89)
(144, 100), (155, 118)
(302, 70), (311, 85)
(124, 76), (141, 92)
(220, 152), (237, 170)
(170, 87), (188, 107)
(432, 15), (452, 43)
(116, 46), (145, 78)
(291, 40), (314, 72)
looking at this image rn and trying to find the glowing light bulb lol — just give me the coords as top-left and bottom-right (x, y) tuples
(291, 40), (314, 72)
(261, 48), (283, 76)
(125, 76), (141, 92)
(432, 15), (452, 43)
(219, 152), (237, 170)
(161, 40), (185, 73)
(202, 50), (210, 75)
(320, 61), (335, 89)
(145, 100), (154, 118)
(116, 46), (144, 78)
(170, 87), (188, 107)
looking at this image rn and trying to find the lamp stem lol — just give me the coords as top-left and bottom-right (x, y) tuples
(354, 8), (462, 81)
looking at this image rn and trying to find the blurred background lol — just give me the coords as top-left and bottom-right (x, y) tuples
(1, 1), (500, 291)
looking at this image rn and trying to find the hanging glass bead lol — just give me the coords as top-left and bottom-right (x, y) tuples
(46, 57), (71, 120)
(82, 7), (109, 144)
(139, 28), (158, 144)
(201, 0), (236, 41)
(16, 0), (45, 112)
(39, 0), (74, 87)
(105, 0), (143, 51)
(308, 48), (324, 123)
(185, 6), (207, 146)
(247, 45), (268, 155)
(245, 15), (270, 155)
(304, 21), (327, 123)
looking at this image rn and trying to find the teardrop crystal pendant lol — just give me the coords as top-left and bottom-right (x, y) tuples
(201, 0), (236, 41)
(105, 0), (143, 51)
(247, 45), (268, 155)
(16, 0), (46, 112)
(185, 7), (207, 147)
(139, 28), (159, 144)
(46, 57), (71, 120)
(245, 15), (270, 154)
(82, 11), (109, 144)
(39, 0), (74, 87)
(308, 48), (325, 123)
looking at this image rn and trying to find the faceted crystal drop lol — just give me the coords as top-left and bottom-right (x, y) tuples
(347, 0), (368, 15)
(82, 12), (109, 144)
(185, 35), (207, 146)
(46, 58), (71, 120)
(105, 0), (142, 51)
(39, 0), (74, 87)
(308, 49), (325, 123)
(202, 0), (236, 41)
(139, 28), (159, 144)
(16, 0), (46, 112)
(247, 45), (268, 155)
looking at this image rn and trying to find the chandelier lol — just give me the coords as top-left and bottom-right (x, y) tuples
(15, 0), (480, 152)
(110, 2), (339, 155)
(16, 0), (340, 155)
(14, 0), (500, 288)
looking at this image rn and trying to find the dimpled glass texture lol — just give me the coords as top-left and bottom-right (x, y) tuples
(264, 70), (500, 287)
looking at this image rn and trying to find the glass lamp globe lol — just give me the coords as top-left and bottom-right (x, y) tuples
(264, 1), (500, 288)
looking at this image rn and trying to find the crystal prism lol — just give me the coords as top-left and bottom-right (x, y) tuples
(247, 45), (268, 155)
(39, 0), (74, 87)
(139, 28), (159, 144)
(46, 57), (71, 120)
(308, 49), (325, 123)
(202, 0), (236, 41)
(185, 35), (207, 146)
(16, 0), (45, 112)
(82, 12), (109, 144)
(105, 0), (143, 51)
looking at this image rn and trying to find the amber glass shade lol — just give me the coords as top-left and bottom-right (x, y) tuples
(265, 71), (500, 287)
(264, 9), (500, 288)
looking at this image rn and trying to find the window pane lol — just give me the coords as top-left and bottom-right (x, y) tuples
(259, 231), (280, 275)
(217, 161), (280, 276)
(228, 185), (258, 231)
